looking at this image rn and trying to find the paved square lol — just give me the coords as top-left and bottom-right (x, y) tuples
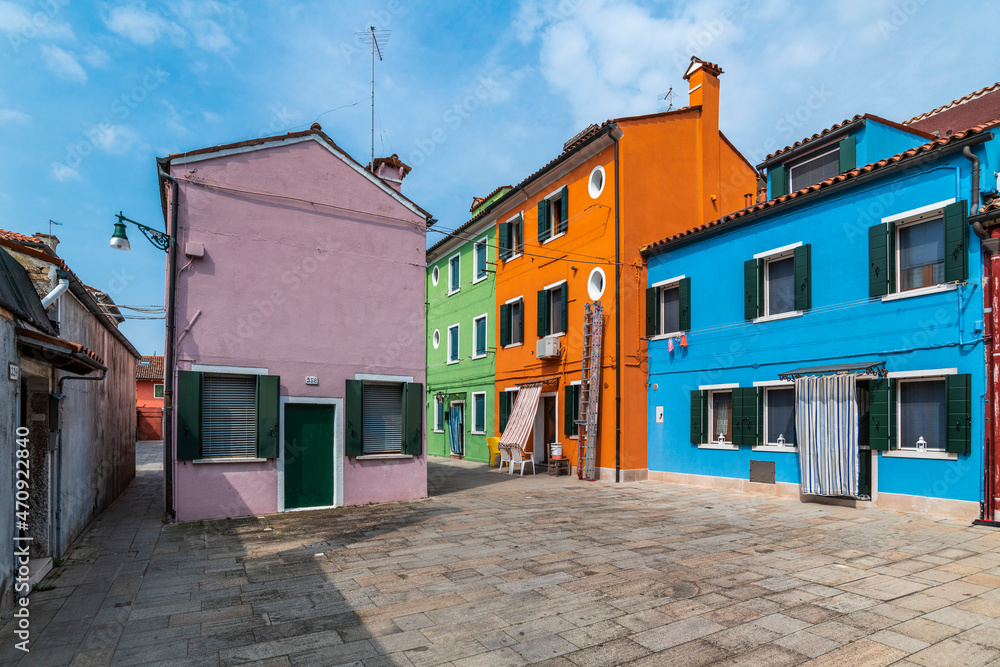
(2, 442), (1000, 666)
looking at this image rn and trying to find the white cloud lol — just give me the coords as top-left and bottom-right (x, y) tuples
(50, 163), (80, 181)
(0, 108), (30, 124)
(0, 0), (74, 40)
(202, 110), (222, 123)
(82, 45), (111, 68)
(105, 5), (185, 46)
(40, 44), (87, 83)
(88, 123), (140, 154)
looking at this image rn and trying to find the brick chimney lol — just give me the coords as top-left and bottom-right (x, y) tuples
(370, 154), (412, 193)
(684, 56), (724, 223)
(34, 233), (60, 254)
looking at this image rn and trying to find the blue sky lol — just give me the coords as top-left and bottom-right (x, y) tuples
(1, 0), (998, 355)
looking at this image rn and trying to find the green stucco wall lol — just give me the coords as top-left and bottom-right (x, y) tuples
(426, 223), (495, 463)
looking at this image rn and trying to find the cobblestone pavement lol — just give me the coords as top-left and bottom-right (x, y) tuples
(3, 443), (1000, 666)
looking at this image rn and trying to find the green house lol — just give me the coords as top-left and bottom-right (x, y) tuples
(425, 187), (509, 462)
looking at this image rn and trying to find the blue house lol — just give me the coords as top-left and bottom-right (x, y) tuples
(641, 115), (999, 520)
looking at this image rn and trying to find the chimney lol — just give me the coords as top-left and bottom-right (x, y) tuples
(684, 56), (724, 223)
(34, 233), (60, 254)
(370, 154), (412, 193)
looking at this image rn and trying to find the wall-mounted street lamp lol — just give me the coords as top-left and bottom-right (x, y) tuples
(109, 212), (171, 252)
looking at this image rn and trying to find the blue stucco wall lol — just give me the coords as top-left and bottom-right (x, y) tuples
(647, 141), (993, 505)
(855, 118), (929, 167)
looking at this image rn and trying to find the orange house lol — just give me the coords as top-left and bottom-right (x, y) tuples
(136, 355), (164, 440)
(491, 58), (757, 481)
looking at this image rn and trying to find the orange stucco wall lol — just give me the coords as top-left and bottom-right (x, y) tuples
(493, 65), (757, 479)
(136, 379), (163, 440)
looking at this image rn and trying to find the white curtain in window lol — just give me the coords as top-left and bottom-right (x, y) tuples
(795, 374), (859, 497)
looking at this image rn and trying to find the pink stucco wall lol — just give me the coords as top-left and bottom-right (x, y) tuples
(168, 134), (428, 522)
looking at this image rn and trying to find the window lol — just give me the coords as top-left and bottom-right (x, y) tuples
(537, 282), (568, 338)
(344, 379), (423, 456)
(646, 277), (690, 337)
(473, 314), (488, 358)
(588, 166), (605, 199)
(175, 370), (279, 461)
(431, 265), (440, 286)
(770, 136), (855, 197)
(474, 238), (488, 282)
(744, 244), (811, 320)
(447, 324), (459, 364)
(870, 200), (967, 298)
(587, 267), (606, 300)
(691, 386), (759, 447)
(472, 392), (486, 434)
(153, 383), (164, 398)
(434, 395), (445, 432)
(564, 383), (580, 437)
(709, 390), (733, 444)
(498, 388), (518, 434)
(537, 186), (569, 243)
(765, 387), (795, 446)
(898, 379), (947, 451)
(500, 297), (524, 347)
(432, 329), (440, 350)
(448, 253), (461, 294)
(499, 213), (524, 261)
(868, 373), (970, 455)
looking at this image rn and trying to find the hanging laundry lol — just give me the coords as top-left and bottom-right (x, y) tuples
(680, 334), (688, 348)
(667, 337), (674, 353)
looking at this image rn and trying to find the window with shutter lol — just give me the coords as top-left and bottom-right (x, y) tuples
(363, 382), (404, 454)
(474, 238), (489, 281)
(176, 370), (202, 461)
(498, 222), (512, 261)
(202, 374), (257, 458)
(447, 324), (459, 364)
(472, 392), (486, 434)
(499, 303), (511, 347)
(448, 253), (461, 294)
(690, 390), (707, 445)
(872, 201), (967, 298)
(473, 314), (488, 358)
(564, 384), (580, 436)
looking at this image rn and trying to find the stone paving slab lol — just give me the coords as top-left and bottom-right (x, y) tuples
(3, 443), (1000, 665)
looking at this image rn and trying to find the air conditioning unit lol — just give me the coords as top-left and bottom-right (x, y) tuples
(536, 336), (561, 359)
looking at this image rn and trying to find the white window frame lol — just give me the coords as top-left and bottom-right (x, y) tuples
(447, 324), (460, 365)
(504, 295), (524, 348)
(471, 392), (486, 434)
(760, 385), (798, 452)
(788, 146), (839, 191)
(153, 383), (164, 399)
(433, 395), (445, 433)
(431, 265), (440, 287)
(432, 329), (440, 350)
(472, 313), (488, 360)
(506, 212), (524, 261)
(543, 279), (567, 337)
(650, 274), (685, 340)
(588, 165), (606, 199)
(700, 387), (737, 450)
(880, 199), (957, 302)
(448, 252), (461, 295)
(569, 379), (581, 440)
(884, 373), (956, 459)
(541, 187), (567, 244)
(473, 236), (489, 284)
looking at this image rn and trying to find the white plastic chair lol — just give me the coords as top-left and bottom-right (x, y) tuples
(498, 445), (512, 473)
(509, 447), (535, 476)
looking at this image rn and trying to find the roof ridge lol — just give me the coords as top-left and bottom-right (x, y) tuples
(903, 82), (1000, 125)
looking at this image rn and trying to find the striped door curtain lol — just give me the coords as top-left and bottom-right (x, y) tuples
(795, 374), (859, 497)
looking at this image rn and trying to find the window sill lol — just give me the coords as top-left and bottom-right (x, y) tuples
(698, 443), (738, 450)
(193, 457), (268, 464)
(433, 429), (444, 434)
(650, 330), (687, 341)
(542, 232), (566, 245)
(472, 275), (488, 285)
(504, 253), (523, 263)
(471, 354), (488, 360)
(447, 290), (461, 296)
(752, 445), (798, 453)
(881, 450), (958, 460)
(881, 282), (958, 303)
(753, 310), (803, 324)
(471, 430), (486, 436)
(503, 342), (523, 349)
(546, 331), (566, 338)
(446, 360), (460, 365)
(356, 454), (413, 460)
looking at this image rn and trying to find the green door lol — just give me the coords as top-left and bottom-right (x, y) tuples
(284, 403), (335, 510)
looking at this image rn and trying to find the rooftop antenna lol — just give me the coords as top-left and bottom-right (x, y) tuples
(47, 219), (64, 237)
(356, 26), (389, 170)
(657, 86), (674, 112)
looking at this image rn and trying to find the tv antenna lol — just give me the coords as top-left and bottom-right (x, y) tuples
(356, 26), (389, 170)
(657, 86), (674, 112)
(47, 219), (64, 237)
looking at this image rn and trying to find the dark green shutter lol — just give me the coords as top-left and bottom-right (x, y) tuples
(645, 287), (658, 337)
(402, 382), (423, 455)
(794, 244), (811, 311)
(945, 374), (971, 455)
(770, 165), (788, 198)
(678, 277), (691, 331)
(516, 298), (524, 342)
(735, 387), (758, 446)
(944, 200), (968, 283)
(732, 387), (745, 445)
(498, 222), (511, 261)
(869, 378), (890, 451)
(537, 289), (550, 337)
(564, 385), (576, 436)
(176, 370), (202, 461)
(558, 186), (569, 234)
(256, 375), (279, 458)
(756, 387), (764, 447)
(498, 392), (510, 434)
(500, 303), (511, 347)
(559, 282), (568, 334)
(744, 259), (759, 320)
(690, 390), (707, 444)
(838, 136), (856, 173)
(869, 223), (889, 298)
(345, 379), (364, 456)
(537, 200), (548, 242)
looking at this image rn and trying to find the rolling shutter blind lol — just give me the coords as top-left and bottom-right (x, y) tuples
(557, 186), (569, 234)
(176, 370), (202, 461)
(363, 382), (403, 453)
(838, 136), (856, 173)
(645, 287), (658, 337)
(945, 374), (971, 455)
(500, 303), (511, 347)
(794, 244), (811, 312)
(869, 223), (889, 298)
(498, 222), (511, 260)
(678, 277), (691, 331)
(770, 165), (788, 198)
(202, 374), (257, 457)
(943, 200), (968, 283)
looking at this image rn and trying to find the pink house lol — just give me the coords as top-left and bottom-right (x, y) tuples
(157, 124), (432, 522)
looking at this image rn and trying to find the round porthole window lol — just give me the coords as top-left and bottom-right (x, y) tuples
(587, 266), (606, 300)
(588, 165), (606, 199)
(433, 329), (441, 349)
(431, 266), (440, 286)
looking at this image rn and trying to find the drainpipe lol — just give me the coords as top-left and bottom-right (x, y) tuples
(54, 366), (107, 558)
(610, 123), (623, 483)
(41, 272), (70, 309)
(157, 159), (179, 523)
(964, 147), (985, 240)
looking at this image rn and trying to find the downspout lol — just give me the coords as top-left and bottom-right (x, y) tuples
(54, 366), (107, 558)
(41, 272), (70, 308)
(964, 147), (985, 240)
(157, 159), (179, 523)
(610, 123), (623, 483)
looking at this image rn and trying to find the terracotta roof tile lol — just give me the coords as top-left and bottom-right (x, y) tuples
(136, 355), (164, 380)
(643, 119), (1000, 255)
(980, 197), (1000, 214)
(0, 230), (45, 247)
(763, 114), (934, 163)
(368, 153), (412, 176)
(683, 56), (723, 79)
(905, 82), (1000, 125)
